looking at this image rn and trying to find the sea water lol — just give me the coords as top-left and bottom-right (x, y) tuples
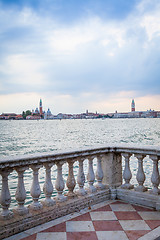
(0, 118), (160, 207)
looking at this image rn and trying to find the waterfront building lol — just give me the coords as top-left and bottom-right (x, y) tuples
(34, 107), (39, 114)
(26, 115), (41, 120)
(0, 113), (23, 120)
(44, 108), (55, 119)
(29, 99), (44, 119)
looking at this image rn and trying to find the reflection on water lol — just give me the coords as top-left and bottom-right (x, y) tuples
(0, 118), (159, 207)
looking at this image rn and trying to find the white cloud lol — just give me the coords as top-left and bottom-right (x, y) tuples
(0, 0), (160, 113)
(1, 54), (46, 88)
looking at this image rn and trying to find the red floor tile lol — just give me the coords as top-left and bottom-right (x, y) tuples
(67, 231), (98, 240)
(68, 212), (92, 221)
(40, 222), (66, 232)
(132, 205), (155, 212)
(145, 220), (160, 230)
(91, 205), (112, 212)
(93, 220), (123, 231)
(115, 211), (142, 220)
(21, 234), (37, 240)
(125, 230), (150, 240)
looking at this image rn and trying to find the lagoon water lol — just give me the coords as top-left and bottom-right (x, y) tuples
(0, 118), (160, 207)
(0, 118), (160, 157)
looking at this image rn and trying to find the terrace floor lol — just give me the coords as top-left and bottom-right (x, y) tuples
(4, 200), (160, 240)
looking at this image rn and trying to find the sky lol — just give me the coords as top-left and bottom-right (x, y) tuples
(0, 0), (160, 114)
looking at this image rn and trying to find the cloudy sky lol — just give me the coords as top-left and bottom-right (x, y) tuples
(0, 0), (160, 114)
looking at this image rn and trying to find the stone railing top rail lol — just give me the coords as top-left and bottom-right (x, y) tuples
(0, 143), (160, 169)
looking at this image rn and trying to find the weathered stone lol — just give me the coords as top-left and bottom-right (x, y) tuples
(101, 152), (122, 188)
(0, 144), (160, 239)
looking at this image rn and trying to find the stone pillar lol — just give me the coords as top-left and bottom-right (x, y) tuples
(95, 155), (105, 190)
(86, 156), (97, 193)
(55, 161), (67, 202)
(0, 168), (13, 220)
(43, 163), (56, 206)
(15, 166), (29, 215)
(101, 152), (122, 187)
(135, 154), (147, 192)
(150, 155), (160, 195)
(121, 153), (134, 189)
(101, 152), (122, 199)
(76, 157), (87, 196)
(30, 164), (43, 210)
(66, 159), (76, 198)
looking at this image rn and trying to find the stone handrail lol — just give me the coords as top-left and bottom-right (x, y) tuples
(0, 144), (160, 238)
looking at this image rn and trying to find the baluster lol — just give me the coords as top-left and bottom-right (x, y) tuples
(15, 166), (29, 215)
(76, 157), (87, 196)
(135, 154), (147, 192)
(95, 155), (105, 190)
(30, 164), (43, 210)
(43, 163), (56, 206)
(55, 161), (67, 202)
(86, 156), (97, 193)
(121, 153), (134, 189)
(150, 155), (160, 195)
(66, 159), (76, 198)
(0, 168), (13, 220)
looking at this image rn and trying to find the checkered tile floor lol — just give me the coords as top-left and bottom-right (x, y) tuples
(5, 200), (160, 240)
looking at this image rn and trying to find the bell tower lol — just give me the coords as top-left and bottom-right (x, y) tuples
(131, 99), (135, 112)
(39, 99), (43, 116)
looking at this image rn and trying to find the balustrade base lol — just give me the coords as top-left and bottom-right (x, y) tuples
(29, 202), (43, 211)
(86, 185), (97, 194)
(0, 189), (110, 240)
(15, 206), (29, 216)
(95, 183), (106, 190)
(42, 199), (56, 207)
(149, 188), (160, 195)
(55, 195), (67, 202)
(134, 185), (148, 192)
(0, 210), (14, 221)
(76, 188), (87, 196)
(121, 183), (134, 189)
(117, 188), (160, 210)
(65, 192), (77, 199)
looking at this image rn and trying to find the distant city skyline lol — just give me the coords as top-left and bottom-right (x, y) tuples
(1, 98), (159, 119)
(0, 0), (160, 114)
(0, 98), (159, 116)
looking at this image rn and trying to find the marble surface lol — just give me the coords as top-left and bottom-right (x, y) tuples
(4, 200), (160, 240)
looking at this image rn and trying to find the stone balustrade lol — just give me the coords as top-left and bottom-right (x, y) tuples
(0, 144), (160, 239)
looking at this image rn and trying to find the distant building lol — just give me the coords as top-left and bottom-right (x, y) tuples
(26, 115), (41, 120)
(44, 108), (54, 119)
(131, 99), (135, 112)
(0, 113), (23, 120)
(39, 99), (43, 116)
(35, 108), (39, 114)
(30, 99), (44, 119)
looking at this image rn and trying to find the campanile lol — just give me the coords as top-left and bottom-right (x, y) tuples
(131, 99), (135, 112)
(39, 99), (43, 115)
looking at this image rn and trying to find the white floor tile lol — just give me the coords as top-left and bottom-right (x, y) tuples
(119, 220), (151, 231)
(90, 211), (117, 220)
(138, 226), (160, 240)
(66, 221), (94, 232)
(96, 231), (129, 240)
(110, 204), (136, 212)
(36, 232), (66, 240)
(138, 211), (160, 220)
